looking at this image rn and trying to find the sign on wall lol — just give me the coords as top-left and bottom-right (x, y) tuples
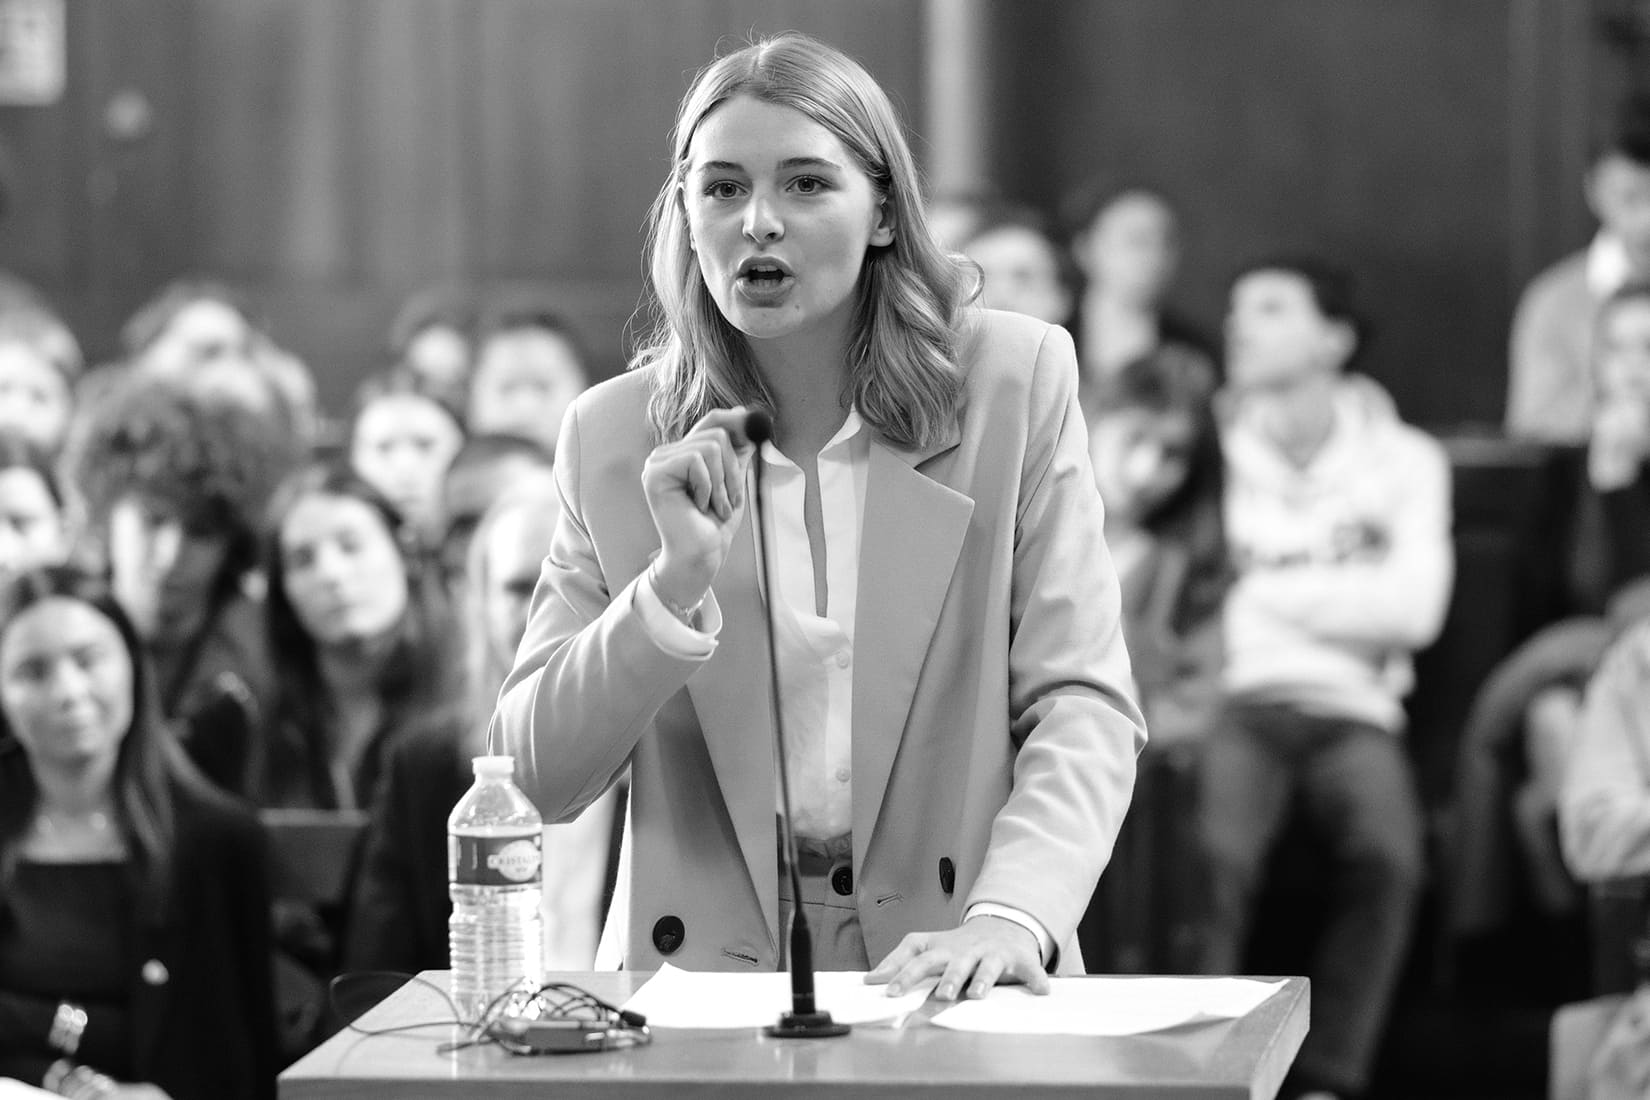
(0, 0), (62, 106)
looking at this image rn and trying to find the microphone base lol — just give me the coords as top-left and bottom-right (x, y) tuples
(764, 1011), (850, 1039)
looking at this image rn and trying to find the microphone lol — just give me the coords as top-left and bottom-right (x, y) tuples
(744, 407), (849, 1040)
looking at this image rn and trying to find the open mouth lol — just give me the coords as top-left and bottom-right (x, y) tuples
(737, 258), (794, 285)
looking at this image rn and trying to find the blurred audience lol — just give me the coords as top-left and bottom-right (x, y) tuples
(1063, 180), (1217, 394)
(347, 480), (619, 976)
(64, 375), (299, 795)
(347, 369), (466, 548)
(1078, 344), (1227, 974)
(959, 205), (1074, 325)
(387, 285), (475, 417)
(256, 464), (457, 810)
(0, 434), (70, 588)
(1560, 617), (1650, 881)
(121, 278), (319, 447)
(1202, 256), (1452, 1100)
(466, 303), (589, 457)
(0, 301), (82, 458)
(437, 432), (555, 593)
(1508, 101), (1650, 443)
(0, 567), (275, 1100)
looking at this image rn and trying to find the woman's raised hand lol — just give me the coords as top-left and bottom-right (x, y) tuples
(641, 406), (761, 610)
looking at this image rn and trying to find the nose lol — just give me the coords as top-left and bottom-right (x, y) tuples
(144, 519), (184, 580)
(742, 193), (783, 243)
(46, 656), (93, 707)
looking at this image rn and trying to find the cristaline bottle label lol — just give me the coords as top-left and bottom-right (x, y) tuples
(449, 830), (543, 886)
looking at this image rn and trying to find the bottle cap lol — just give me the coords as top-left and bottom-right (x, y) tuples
(472, 754), (515, 777)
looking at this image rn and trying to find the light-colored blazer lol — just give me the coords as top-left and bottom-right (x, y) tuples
(495, 308), (1145, 974)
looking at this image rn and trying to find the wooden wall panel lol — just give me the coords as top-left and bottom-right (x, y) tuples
(982, 0), (1647, 430)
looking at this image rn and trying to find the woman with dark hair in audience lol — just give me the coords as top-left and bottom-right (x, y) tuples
(347, 476), (619, 977)
(1078, 344), (1228, 974)
(0, 567), (275, 1099)
(64, 374), (300, 796)
(0, 432), (70, 587)
(256, 464), (458, 811)
(1062, 180), (1218, 397)
(347, 369), (466, 550)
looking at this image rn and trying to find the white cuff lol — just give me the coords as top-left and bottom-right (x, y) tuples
(965, 903), (1054, 968)
(632, 570), (722, 658)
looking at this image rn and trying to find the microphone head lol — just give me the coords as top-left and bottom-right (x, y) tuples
(744, 407), (774, 446)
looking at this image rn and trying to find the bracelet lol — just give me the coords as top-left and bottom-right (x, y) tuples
(47, 1001), (88, 1056)
(648, 562), (705, 627)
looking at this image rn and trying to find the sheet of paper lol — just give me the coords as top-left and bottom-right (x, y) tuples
(622, 963), (934, 1028)
(929, 976), (1285, 1036)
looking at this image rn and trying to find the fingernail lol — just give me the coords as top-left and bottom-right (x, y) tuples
(970, 983), (987, 999)
(936, 983), (954, 1001)
(887, 983), (902, 996)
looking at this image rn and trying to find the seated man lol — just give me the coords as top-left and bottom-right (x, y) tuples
(1559, 618), (1650, 882)
(1203, 256), (1454, 1100)
(1507, 101), (1650, 443)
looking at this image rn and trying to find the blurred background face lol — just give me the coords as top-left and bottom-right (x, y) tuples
(1077, 191), (1179, 308)
(479, 503), (558, 665)
(1225, 270), (1348, 390)
(143, 298), (253, 374)
(0, 467), (65, 585)
(965, 225), (1072, 324)
(0, 597), (134, 774)
(404, 324), (472, 403)
(350, 393), (464, 534)
(107, 495), (229, 646)
(440, 453), (553, 587)
(468, 329), (587, 454)
(1589, 154), (1650, 272)
(0, 341), (71, 455)
(279, 492), (410, 647)
(1598, 296), (1650, 404)
(1090, 407), (1198, 526)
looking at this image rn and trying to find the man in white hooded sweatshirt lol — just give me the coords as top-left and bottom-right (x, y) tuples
(1202, 257), (1454, 1100)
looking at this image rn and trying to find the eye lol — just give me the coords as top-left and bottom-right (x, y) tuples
(791, 176), (827, 195)
(704, 180), (742, 200)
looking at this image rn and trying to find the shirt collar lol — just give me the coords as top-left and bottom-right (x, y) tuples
(758, 408), (866, 470)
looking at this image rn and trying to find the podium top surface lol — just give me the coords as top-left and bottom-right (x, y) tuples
(280, 971), (1309, 1100)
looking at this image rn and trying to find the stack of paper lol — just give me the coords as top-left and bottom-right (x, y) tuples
(929, 977), (1285, 1036)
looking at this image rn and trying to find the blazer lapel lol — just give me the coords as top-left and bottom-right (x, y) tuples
(684, 509), (779, 944)
(852, 431), (972, 872)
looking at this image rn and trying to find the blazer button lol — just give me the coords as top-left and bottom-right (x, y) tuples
(652, 915), (685, 955)
(142, 959), (170, 986)
(830, 864), (854, 897)
(938, 858), (955, 895)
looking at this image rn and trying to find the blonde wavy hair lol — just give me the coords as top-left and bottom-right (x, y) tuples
(634, 32), (973, 450)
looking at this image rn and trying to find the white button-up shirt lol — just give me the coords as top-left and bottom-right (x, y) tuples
(632, 410), (1051, 962)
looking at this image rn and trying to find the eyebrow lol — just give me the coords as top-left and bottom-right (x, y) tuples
(692, 156), (844, 176)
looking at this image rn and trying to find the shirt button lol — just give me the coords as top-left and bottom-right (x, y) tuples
(835, 767), (850, 784)
(142, 959), (169, 986)
(836, 651), (851, 669)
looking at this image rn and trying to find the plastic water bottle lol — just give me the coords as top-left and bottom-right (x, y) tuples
(448, 755), (544, 1022)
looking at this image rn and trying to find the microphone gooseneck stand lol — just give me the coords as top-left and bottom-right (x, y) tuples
(745, 408), (850, 1040)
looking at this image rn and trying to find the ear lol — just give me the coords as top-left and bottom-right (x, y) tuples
(869, 197), (895, 248)
(1326, 319), (1357, 367)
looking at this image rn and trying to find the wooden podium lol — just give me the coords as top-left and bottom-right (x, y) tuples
(280, 971), (1309, 1099)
